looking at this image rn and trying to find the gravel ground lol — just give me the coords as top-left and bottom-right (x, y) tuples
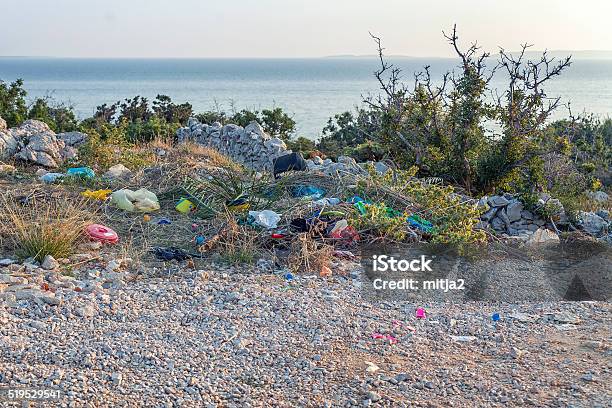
(1, 262), (611, 407)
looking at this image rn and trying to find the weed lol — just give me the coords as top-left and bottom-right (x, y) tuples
(0, 191), (96, 261)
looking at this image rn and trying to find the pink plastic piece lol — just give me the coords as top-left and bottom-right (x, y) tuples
(85, 224), (119, 244)
(416, 307), (426, 319)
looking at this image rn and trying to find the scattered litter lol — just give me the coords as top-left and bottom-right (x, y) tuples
(333, 250), (356, 260)
(271, 233), (285, 239)
(66, 167), (95, 179)
(152, 247), (201, 261)
(320, 265), (332, 277)
(273, 152), (307, 178)
(492, 313), (500, 322)
(508, 311), (535, 323)
(284, 272), (294, 281)
(191, 223), (199, 231)
(143, 214), (151, 222)
(372, 333), (398, 344)
(81, 189), (112, 201)
(293, 185), (326, 200)
(249, 210), (281, 229)
(111, 188), (160, 212)
(175, 198), (195, 213)
(195, 235), (206, 245)
(85, 224), (119, 244)
(157, 218), (172, 225)
(313, 197), (341, 206)
(364, 361), (380, 373)
(40, 172), (64, 184)
(450, 335), (477, 342)
(407, 214), (434, 233)
(226, 194), (250, 212)
(416, 308), (426, 319)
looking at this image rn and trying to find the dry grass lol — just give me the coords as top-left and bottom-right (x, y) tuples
(287, 232), (334, 274)
(0, 190), (97, 261)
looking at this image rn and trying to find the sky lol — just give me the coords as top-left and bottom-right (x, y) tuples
(0, 0), (611, 58)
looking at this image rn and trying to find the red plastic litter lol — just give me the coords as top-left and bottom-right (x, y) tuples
(86, 224), (119, 244)
(271, 233), (285, 239)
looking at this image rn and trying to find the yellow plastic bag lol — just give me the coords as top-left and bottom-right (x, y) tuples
(81, 189), (112, 201)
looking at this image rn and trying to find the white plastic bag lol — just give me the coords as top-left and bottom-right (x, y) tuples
(248, 210), (281, 229)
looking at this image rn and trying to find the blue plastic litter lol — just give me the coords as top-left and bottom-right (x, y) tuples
(347, 195), (368, 204)
(492, 313), (500, 322)
(157, 218), (172, 225)
(66, 167), (95, 178)
(293, 185), (325, 200)
(195, 235), (206, 245)
(407, 215), (434, 233)
(284, 272), (294, 281)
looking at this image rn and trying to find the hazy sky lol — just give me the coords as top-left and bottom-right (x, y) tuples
(1, 0), (611, 57)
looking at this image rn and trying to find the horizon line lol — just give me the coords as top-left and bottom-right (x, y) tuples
(2, 50), (612, 60)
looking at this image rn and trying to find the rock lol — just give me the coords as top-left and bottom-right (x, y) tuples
(0, 274), (28, 285)
(578, 212), (608, 236)
(450, 335), (477, 342)
(76, 304), (96, 318)
(0, 116), (6, 131)
(481, 207), (498, 221)
(41, 255), (60, 270)
(15, 130), (69, 168)
(488, 196), (510, 207)
(0, 258), (17, 266)
(104, 164), (132, 179)
(526, 228), (559, 245)
(364, 361), (380, 373)
(505, 201), (524, 222)
(57, 131), (88, 147)
(374, 161), (390, 175)
(587, 191), (609, 203)
(111, 372), (123, 386)
(365, 391), (381, 402)
(596, 210), (610, 222)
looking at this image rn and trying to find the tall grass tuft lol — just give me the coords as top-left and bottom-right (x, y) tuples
(0, 192), (96, 262)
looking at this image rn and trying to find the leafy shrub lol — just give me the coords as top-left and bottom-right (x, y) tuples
(348, 202), (408, 242)
(0, 78), (28, 127)
(27, 97), (78, 132)
(78, 122), (155, 171)
(362, 166), (486, 246)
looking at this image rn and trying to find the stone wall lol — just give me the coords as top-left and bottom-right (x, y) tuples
(176, 119), (288, 171)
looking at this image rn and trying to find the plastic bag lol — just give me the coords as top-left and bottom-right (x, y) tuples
(81, 189), (112, 201)
(66, 167), (95, 178)
(292, 185), (325, 200)
(111, 188), (160, 212)
(248, 210), (281, 229)
(40, 172), (64, 184)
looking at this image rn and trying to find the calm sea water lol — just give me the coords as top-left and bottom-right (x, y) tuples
(0, 57), (611, 138)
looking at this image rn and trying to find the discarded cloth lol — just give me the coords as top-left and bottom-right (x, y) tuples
(313, 197), (341, 207)
(273, 152), (307, 178)
(152, 247), (193, 261)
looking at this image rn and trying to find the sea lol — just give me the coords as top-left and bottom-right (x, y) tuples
(0, 57), (611, 138)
